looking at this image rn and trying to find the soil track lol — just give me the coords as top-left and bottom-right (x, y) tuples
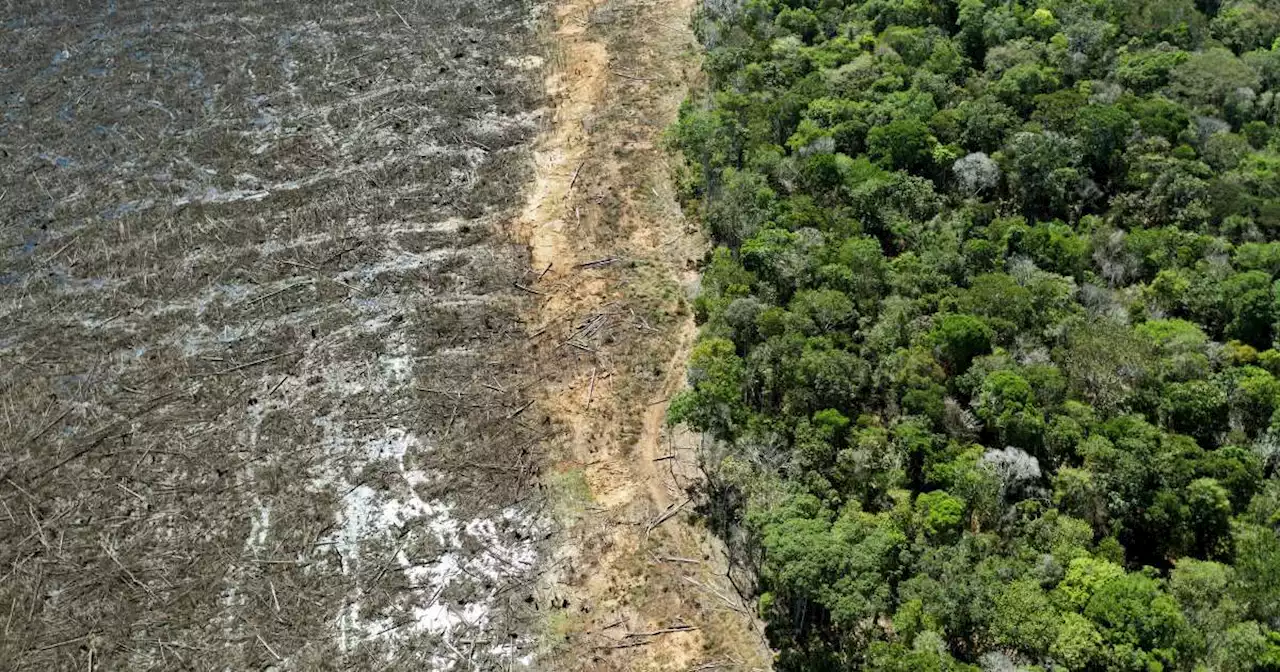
(516, 0), (772, 667)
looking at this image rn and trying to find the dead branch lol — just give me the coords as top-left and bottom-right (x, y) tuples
(585, 367), (597, 409)
(568, 159), (587, 191)
(22, 408), (70, 446)
(207, 351), (300, 376)
(390, 4), (412, 29)
(256, 634), (283, 661)
(610, 70), (658, 82)
(625, 625), (696, 637)
(34, 633), (92, 652)
(573, 257), (619, 269)
(645, 498), (687, 533)
(247, 280), (312, 305)
(604, 640), (653, 650)
(566, 341), (596, 353)
(506, 400), (535, 419)
(681, 576), (750, 616)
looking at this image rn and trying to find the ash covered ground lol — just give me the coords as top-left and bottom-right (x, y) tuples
(0, 1), (553, 669)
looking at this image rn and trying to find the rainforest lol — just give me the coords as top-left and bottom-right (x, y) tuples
(672, 0), (1280, 669)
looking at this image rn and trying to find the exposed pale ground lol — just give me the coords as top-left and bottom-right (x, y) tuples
(0, 0), (769, 670)
(1, 1), (552, 669)
(516, 0), (773, 667)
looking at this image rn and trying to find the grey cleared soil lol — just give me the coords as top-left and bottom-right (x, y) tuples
(0, 0), (553, 669)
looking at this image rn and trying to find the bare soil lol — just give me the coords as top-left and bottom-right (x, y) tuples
(0, 0), (767, 669)
(513, 0), (773, 668)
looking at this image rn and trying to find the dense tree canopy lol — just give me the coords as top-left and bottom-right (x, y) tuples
(673, 0), (1280, 669)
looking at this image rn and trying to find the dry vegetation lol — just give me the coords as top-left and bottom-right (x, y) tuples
(0, 0), (555, 669)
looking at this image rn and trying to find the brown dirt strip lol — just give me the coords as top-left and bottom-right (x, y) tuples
(516, 0), (774, 668)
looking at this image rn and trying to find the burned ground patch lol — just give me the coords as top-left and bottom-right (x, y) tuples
(0, 1), (551, 669)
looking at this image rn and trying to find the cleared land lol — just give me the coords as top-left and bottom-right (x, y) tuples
(515, 0), (772, 667)
(1, 1), (552, 669)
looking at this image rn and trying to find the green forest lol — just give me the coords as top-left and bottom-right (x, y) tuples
(670, 0), (1280, 669)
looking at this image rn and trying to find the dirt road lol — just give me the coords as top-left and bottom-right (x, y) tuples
(517, 0), (772, 667)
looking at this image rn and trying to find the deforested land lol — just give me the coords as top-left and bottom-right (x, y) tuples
(1, 1), (551, 669)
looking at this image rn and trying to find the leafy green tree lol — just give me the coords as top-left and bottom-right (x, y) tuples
(1116, 45), (1191, 93)
(1077, 104), (1135, 183)
(775, 6), (821, 43)
(1234, 520), (1280, 624)
(1198, 444), (1265, 508)
(1123, 95), (1193, 143)
(1221, 150), (1280, 233)
(742, 227), (820, 299)
(974, 370), (1045, 449)
(1119, 0), (1208, 46)
(1014, 219), (1091, 277)
(669, 338), (747, 439)
(1117, 140), (1214, 229)
(1058, 320), (1158, 414)
(791, 341), (870, 413)
(991, 579), (1060, 657)
(1083, 572), (1190, 668)
(791, 409), (849, 488)
(753, 495), (907, 655)
(1211, 621), (1280, 670)
(958, 273), (1036, 337)
(864, 634), (980, 672)
(1052, 612), (1107, 670)
(992, 62), (1063, 114)
(998, 131), (1087, 219)
(1213, 0), (1280, 53)
(914, 490), (965, 538)
(1054, 556), (1127, 612)
(788, 289), (856, 335)
(1231, 366), (1280, 435)
(1208, 270), (1275, 347)
(1170, 48), (1262, 109)
(867, 118), (936, 173)
(707, 168), (777, 248)
(929, 314), (994, 375)
(1170, 558), (1247, 661)
(1032, 88), (1089, 132)
(1043, 414), (1086, 466)
(953, 96), (1019, 152)
(1185, 477), (1234, 559)
(1080, 416), (1207, 564)
(1161, 379), (1229, 444)
(858, 0), (948, 32)
(831, 235), (887, 308)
